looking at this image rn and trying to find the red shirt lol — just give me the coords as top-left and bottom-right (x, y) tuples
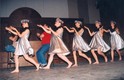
(41, 32), (51, 45)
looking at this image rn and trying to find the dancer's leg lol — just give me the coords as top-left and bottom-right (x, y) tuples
(11, 55), (19, 73)
(91, 49), (99, 64)
(57, 54), (72, 68)
(78, 50), (92, 64)
(43, 54), (55, 69)
(110, 50), (114, 62)
(23, 54), (39, 71)
(116, 49), (122, 61)
(97, 47), (108, 62)
(72, 51), (78, 67)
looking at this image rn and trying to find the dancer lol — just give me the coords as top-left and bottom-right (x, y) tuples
(38, 18), (72, 69)
(5, 19), (39, 73)
(109, 21), (124, 62)
(36, 24), (51, 67)
(64, 20), (91, 67)
(85, 21), (110, 64)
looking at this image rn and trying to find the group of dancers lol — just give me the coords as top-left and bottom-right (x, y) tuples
(5, 18), (124, 73)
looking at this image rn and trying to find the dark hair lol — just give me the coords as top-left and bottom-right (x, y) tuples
(20, 27), (29, 33)
(111, 21), (117, 28)
(75, 27), (82, 32)
(110, 21), (116, 25)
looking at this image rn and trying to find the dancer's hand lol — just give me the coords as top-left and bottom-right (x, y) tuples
(107, 29), (110, 32)
(5, 27), (10, 31)
(10, 26), (17, 31)
(43, 24), (48, 28)
(70, 27), (75, 30)
(48, 27), (52, 31)
(36, 33), (41, 37)
(37, 24), (43, 28)
(63, 26), (67, 28)
(5, 27), (13, 33)
(84, 26), (89, 30)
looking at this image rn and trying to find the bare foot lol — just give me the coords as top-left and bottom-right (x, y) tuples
(88, 58), (92, 64)
(119, 57), (122, 61)
(66, 62), (72, 68)
(36, 64), (40, 71)
(110, 60), (114, 62)
(43, 66), (50, 70)
(39, 66), (43, 69)
(72, 64), (78, 67)
(11, 70), (19, 73)
(93, 62), (99, 64)
(105, 57), (108, 63)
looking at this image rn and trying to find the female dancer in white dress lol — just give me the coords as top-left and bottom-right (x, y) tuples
(38, 18), (72, 69)
(64, 20), (91, 67)
(109, 21), (124, 62)
(5, 19), (39, 73)
(85, 21), (110, 64)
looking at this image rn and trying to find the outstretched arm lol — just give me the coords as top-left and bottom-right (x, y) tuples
(84, 26), (95, 36)
(10, 26), (26, 38)
(103, 29), (110, 33)
(37, 24), (51, 34)
(71, 27), (84, 36)
(49, 27), (58, 36)
(100, 26), (110, 33)
(49, 27), (63, 36)
(64, 26), (74, 33)
(5, 27), (17, 35)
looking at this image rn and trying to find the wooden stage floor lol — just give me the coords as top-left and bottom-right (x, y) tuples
(0, 60), (124, 80)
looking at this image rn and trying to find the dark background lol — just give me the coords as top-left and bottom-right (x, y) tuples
(0, 0), (124, 52)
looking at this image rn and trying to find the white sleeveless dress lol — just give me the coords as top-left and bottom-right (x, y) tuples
(48, 28), (70, 55)
(110, 31), (124, 50)
(73, 30), (90, 52)
(89, 29), (110, 52)
(14, 30), (34, 55)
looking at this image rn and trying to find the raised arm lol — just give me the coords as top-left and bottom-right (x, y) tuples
(37, 24), (51, 34)
(49, 27), (63, 36)
(99, 26), (110, 33)
(84, 26), (95, 36)
(71, 27), (84, 36)
(64, 26), (74, 33)
(10, 26), (26, 38)
(5, 27), (17, 35)
(103, 29), (110, 33)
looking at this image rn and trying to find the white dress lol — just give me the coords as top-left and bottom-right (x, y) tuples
(73, 29), (91, 52)
(110, 31), (124, 50)
(48, 27), (70, 55)
(14, 30), (34, 55)
(89, 29), (110, 52)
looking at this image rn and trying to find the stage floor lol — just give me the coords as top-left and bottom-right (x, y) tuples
(0, 60), (124, 80)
